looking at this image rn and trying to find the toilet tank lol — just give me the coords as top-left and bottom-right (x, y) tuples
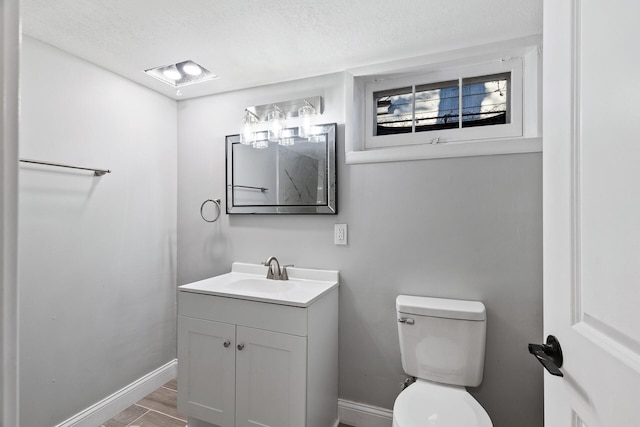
(396, 295), (487, 387)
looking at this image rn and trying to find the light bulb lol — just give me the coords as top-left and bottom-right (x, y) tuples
(241, 125), (254, 145)
(298, 104), (316, 138)
(240, 110), (257, 145)
(162, 66), (182, 81)
(183, 62), (202, 76)
(267, 108), (284, 142)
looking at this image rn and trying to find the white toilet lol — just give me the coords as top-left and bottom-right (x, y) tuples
(393, 295), (493, 427)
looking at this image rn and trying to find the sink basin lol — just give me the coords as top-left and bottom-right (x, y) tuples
(226, 278), (296, 293)
(179, 262), (339, 307)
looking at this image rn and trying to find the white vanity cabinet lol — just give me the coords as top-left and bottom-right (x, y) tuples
(177, 263), (339, 427)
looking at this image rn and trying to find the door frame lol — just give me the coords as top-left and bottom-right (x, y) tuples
(1, 0), (20, 426)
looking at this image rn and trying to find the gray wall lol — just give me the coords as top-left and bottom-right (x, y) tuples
(19, 37), (177, 427)
(177, 73), (543, 426)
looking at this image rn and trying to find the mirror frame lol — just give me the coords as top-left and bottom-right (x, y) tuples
(225, 122), (337, 214)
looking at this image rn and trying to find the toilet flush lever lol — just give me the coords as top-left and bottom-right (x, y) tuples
(398, 317), (415, 325)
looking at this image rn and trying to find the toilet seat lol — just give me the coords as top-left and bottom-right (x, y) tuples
(392, 380), (492, 427)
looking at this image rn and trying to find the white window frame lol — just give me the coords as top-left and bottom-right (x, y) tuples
(365, 60), (522, 148)
(345, 36), (542, 164)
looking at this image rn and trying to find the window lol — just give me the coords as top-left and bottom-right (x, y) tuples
(365, 59), (523, 150)
(345, 38), (542, 163)
(374, 73), (511, 137)
(415, 80), (460, 131)
(459, 74), (509, 128)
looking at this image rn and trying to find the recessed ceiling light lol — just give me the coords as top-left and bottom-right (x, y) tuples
(162, 66), (182, 81)
(182, 62), (202, 76)
(144, 60), (218, 87)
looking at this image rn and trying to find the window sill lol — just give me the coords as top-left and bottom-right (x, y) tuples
(345, 136), (541, 164)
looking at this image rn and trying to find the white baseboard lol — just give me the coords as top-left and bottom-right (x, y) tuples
(338, 398), (393, 427)
(55, 359), (177, 427)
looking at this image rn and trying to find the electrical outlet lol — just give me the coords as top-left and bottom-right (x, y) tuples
(334, 224), (347, 245)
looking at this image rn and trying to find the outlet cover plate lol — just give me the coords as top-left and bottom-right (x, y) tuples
(334, 224), (347, 245)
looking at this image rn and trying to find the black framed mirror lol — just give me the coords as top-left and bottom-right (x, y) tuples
(226, 123), (337, 214)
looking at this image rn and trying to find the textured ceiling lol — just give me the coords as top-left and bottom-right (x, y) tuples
(22, 0), (542, 100)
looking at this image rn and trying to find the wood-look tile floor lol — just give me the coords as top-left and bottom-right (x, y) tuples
(101, 379), (186, 427)
(103, 378), (353, 427)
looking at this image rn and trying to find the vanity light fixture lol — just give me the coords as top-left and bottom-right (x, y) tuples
(267, 105), (285, 142)
(253, 137), (269, 149)
(298, 100), (317, 138)
(308, 134), (326, 144)
(279, 138), (295, 146)
(278, 129), (295, 146)
(239, 96), (323, 148)
(240, 109), (259, 145)
(144, 60), (218, 87)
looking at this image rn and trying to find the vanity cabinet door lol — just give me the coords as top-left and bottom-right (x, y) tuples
(235, 326), (307, 427)
(177, 315), (236, 427)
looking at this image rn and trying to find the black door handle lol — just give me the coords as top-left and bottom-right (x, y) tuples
(528, 335), (564, 377)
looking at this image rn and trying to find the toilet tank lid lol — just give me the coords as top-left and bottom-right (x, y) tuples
(396, 295), (486, 321)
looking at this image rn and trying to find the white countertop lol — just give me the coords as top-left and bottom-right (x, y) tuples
(179, 262), (339, 307)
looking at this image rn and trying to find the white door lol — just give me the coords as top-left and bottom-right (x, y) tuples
(177, 316), (236, 426)
(543, 1), (640, 426)
(235, 326), (307, 427)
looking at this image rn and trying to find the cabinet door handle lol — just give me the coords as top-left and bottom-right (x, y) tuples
(237, 343), (245, 351)
(223, 340), (231, 348)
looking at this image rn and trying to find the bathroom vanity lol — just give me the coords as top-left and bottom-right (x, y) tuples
(177, 262), (339, 427)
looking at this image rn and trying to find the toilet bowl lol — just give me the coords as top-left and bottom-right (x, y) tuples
(393, 295), (493, 427)
(392, 380), (492, 427)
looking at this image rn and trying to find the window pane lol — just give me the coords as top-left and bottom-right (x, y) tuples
(415, 81), (459, 132)
(461, 73), (509, 128)
(374, 87), (413, 135)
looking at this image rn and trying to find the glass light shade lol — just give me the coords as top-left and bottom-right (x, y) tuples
(267, 109), (285, 142)
(279, 137), (295, 146)
(253, 139), (269, 149)
(298, 104), (316, 138)
(240, 110), (258, 145)
(308, 134), (326, 143)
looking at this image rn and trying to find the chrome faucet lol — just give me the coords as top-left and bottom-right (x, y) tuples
(264, 256), (282, 280)
(263, 256), (292, 280)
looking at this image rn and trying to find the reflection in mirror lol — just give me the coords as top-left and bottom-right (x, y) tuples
(226, 123), (337, 214)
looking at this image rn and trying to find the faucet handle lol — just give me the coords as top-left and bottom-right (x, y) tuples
(281, 265), (294, 281)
